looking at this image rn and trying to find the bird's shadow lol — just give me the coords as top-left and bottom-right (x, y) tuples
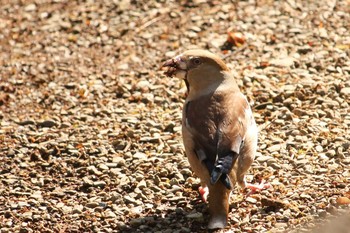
(118, 197), (227, 233)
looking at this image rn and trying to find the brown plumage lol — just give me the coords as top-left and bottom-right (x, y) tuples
(163, 50), (264, 229)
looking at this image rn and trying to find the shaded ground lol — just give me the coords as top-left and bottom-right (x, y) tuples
(0, 0), (349, 232)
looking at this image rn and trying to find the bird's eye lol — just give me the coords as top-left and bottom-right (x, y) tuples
(192, 58), (201, 65)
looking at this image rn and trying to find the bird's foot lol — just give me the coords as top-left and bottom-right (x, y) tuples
(245, 180), (271, 196)
(198, 186), (209, 202)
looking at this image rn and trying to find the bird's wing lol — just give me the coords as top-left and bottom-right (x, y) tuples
(184, 91), (251, 189)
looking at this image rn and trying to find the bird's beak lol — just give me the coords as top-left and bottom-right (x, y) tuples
(162, 55), (187, 77)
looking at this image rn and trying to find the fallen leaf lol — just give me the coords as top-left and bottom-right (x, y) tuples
(336, 197), (350, 205)
(227, 31), (246, 47)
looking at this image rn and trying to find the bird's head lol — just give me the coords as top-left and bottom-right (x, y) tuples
(162, 50), (232, 96)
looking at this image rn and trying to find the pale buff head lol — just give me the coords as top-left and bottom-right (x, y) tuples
(162, 49), (235, 97)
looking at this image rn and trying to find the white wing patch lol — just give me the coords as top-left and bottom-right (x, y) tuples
(196, 149), (207, 162)
(185, 117), (190, 128)
(241, 93), (252, 119)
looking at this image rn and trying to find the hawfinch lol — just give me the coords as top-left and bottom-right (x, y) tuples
(163, 50), (268, 229)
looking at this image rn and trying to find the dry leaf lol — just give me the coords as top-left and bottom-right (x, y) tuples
(336, 197), (350, 205)
(227, 31), (246, 47)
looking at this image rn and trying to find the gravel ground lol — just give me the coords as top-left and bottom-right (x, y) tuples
(1, 0), (350, 232)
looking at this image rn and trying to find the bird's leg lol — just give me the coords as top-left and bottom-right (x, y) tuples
(245, 179), (271, 196)
(198, 185), (209, 202)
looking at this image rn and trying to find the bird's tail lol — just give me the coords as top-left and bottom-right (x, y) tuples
(208, 182), (231, 229)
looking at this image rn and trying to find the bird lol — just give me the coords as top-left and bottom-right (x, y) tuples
(162, 49), (270, 229)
